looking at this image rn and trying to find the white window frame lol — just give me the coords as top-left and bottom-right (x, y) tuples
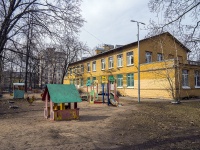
(182, 69), (190, 88)
(87, 63), (90, 72)
(195, 70), (200, 88)
(117, 54), (123, 67)
(126, 51), (133, 66)
(92, 61), (96, 71)
(109, 56), (114, 69)
(157, 53), (163, 61)
(101, 59), (105, 70)
(146, 51), (152, 63)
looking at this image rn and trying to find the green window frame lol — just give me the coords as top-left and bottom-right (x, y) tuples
(117, 74), (123, 87)
(92, 77), (96, 82)
(127, 73), (134, 87)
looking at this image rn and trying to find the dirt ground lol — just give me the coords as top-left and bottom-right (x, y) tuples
(0, 94), (200, 150)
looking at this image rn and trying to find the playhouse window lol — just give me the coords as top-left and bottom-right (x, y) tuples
(157, 53), (163, 61)
(92, 61), (96, 71)
(127, 51), (133, 65)
(182, 69), (189, 87)
(87, 63), (90, 72)
(127, 73), (134, 87)
(146, 51), (152, 63)
(101, 59), (105, 70)
(195, 70), (200, 87)
(117, 74), (123, 87)
(117, 54), (123, 67)
(109, 56), (114, 68)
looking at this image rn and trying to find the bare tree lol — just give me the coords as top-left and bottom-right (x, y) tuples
(54, 36), (88, 84)
(0, 0), (84, 90)
(148, 0), (200, 59)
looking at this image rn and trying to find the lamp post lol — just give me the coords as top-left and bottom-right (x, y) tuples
(131, 20), (145, 103)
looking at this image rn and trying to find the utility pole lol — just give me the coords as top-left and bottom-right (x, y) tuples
(131, 20), (145, 103)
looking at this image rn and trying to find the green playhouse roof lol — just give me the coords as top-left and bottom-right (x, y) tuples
(44, 84), (82, 103)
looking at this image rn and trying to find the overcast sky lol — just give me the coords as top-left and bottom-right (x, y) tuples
(79, 0), (157, 49)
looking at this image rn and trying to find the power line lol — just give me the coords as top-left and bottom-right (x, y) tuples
(82, 28), (104, 44)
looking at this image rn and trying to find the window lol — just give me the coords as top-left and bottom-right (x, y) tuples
(81, 65), (84, 73)
(127, 51), (133, 65)
(168, 54), (174, 59)
(101, 59), (105, 70)
(70, 80), (73, 84)
(80, 78), (83, 86)
(127, 73), (134, 87)
(76, 66), (80, 73)
(87, 63), (90, 72)
(182, 70), (189, 87)
(117, 74), (123, 87)
(74, 67), (77, 74)
(195, 71), (200, 87)
(157, 53), (163, 61)
(76, 79), (79, 85)
(92, 77), (96, 82)
(109, 56), (114, 68)
(178, 56), (183, 63)
(92, 61), (96, 71)
(117, 54), (123, 67)
(69, 68), (72, 74)
(87, 77), (90, 81)
(146, 51), (152, 63)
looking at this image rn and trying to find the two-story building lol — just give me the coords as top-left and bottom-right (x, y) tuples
(64, 32), (200, 100)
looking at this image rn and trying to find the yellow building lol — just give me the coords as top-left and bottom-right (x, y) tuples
(64, 32), (200, 100)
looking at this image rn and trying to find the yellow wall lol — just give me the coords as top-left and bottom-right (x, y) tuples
(64, 33), (200, 100)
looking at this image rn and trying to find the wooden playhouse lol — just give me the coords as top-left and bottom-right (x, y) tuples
(42, 84), (82, 121)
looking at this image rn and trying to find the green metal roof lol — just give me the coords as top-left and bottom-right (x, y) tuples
(46, 84), (82, 103)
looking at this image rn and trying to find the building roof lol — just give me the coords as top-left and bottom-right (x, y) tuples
(69, 32), (190, 66)
(42, 84), (82, 103)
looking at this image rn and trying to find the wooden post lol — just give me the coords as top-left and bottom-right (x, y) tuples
(107, 81), (109, 105)
(44, 93), (48, 118)
(102, 83), (104, 103)
(60, 103), (65, 110)
(96, 83), (98, 101)
(87, 86), (88, 100)
(50, 100), (54, 120)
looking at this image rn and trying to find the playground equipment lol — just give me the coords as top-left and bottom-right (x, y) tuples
(42, 84), (82, 121)
(86, 79), (98, 104)
(101, 75), (119, 106)
(13, 83), (25, 99)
